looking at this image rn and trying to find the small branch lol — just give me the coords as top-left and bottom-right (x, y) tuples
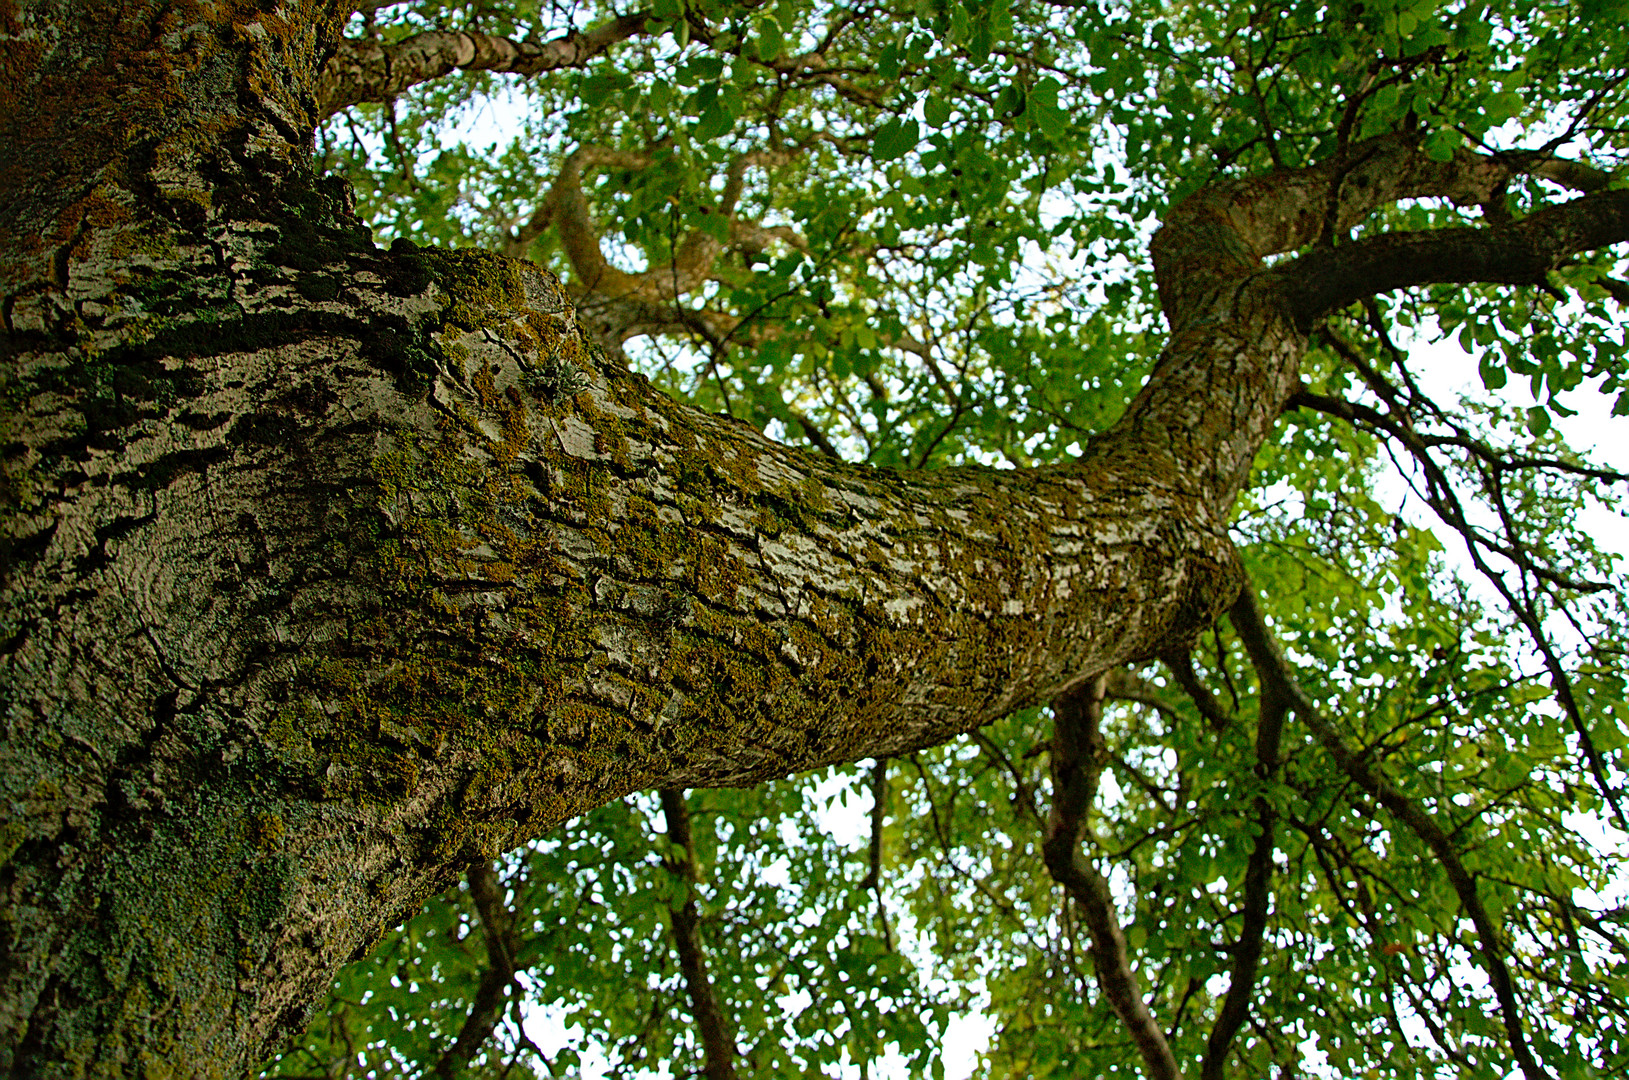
(859, 759), (895, 951)
(1161, 649), (1234, 731)
(789, 408), (842, 458)
(1286, 379), (1628, 832)
(430, 862), (520, 1080)
(1042, 677), (1184, 1080)
(971, 729), (1043, 821)
(1199, 588), (1287, 1080)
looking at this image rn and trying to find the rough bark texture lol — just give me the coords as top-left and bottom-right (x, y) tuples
(3, 3), (1627, 1077)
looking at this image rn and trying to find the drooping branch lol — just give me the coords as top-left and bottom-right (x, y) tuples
(318, 15), (654, 117)
(859, 758), (895, 950)
(1042, 677), (1184, 1080)
(1161, 650), (1234, 731)
(1289, 386), (1617, 592)
(660, 790), (740, 1080)
(1288, 371), (1628, 834)
(1228, 582), (1554, 1080)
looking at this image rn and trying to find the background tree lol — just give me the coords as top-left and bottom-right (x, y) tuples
(4, 0), (1628, 1078)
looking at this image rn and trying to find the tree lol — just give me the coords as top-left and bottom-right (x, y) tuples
(3, 0), (1628, 1076)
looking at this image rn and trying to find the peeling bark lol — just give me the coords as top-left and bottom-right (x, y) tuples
(2, 3), (1627, 1076)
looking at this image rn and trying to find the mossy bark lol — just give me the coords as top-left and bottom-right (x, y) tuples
(11, 3), (1598, 1077)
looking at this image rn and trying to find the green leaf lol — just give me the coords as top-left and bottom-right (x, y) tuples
(1032, 102), (1068, 139)
(693, 99), (733, 140)
(755, 16), (784, 60)
(874, 118), (921, 161)
(1484, 90), (1525, 122)
(1423, 127), (1461, 162)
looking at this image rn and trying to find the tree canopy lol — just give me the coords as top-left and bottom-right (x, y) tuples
(238, 0), (1629, 1077)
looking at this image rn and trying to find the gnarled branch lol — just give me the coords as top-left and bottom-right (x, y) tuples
(1042, 676), (1184, 1080)
(319, 15), (653, 117)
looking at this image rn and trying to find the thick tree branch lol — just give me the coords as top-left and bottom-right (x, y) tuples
(1155, 131), (1620, 329)
(318, 15), (653, 117)
(1042, 677), (1184, 1080)
(22, 6), (1595, 1070)
(539, 145), (656, 295)
(1228, 583), (1554, 1080)
(660, 790), (740, 1080)
(1155, 134), (1508, 325)
(1279, 187), (1629, 328)
(536, 145), (796, 333)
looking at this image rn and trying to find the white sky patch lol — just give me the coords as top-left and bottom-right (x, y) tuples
(1393, 324), (1629, 554)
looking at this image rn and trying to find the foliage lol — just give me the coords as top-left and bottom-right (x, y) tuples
(269, 0), (1629, 1075)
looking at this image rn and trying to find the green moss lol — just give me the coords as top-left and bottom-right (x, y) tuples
(0, 820), (26, 868)
(245, 812), (285, 853)
(293, 272), (340, 301)
(417, 247), (529, 330)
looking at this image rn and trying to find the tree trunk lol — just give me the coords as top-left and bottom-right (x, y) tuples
(9, 3), (1620, 1077)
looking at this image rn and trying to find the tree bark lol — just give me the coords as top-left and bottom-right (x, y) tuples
(3, 4), (1626, 1077)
